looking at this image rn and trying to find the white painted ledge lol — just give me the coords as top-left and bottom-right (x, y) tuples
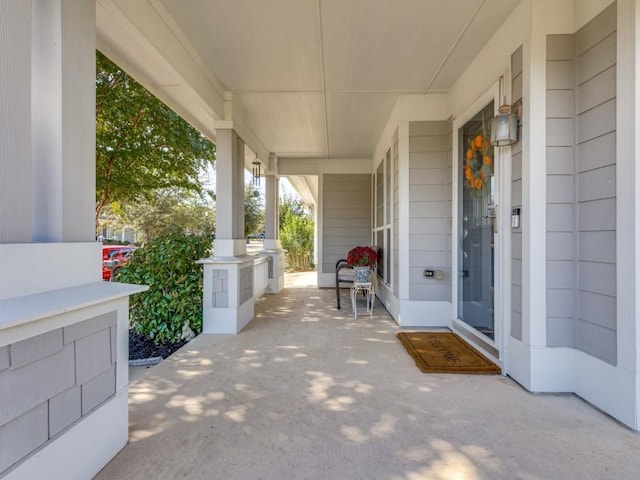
(0, 282), (147, 332)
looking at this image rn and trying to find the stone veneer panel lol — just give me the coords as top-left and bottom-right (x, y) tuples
(239, 265), (253, 305)
(0, 403), (48, 473)
(48, 386), (81, 436)
(0, 345), (9, 371)
(211, 269), (229, 308)
(10, 328), (63, 368)
(0, 311), (118, 475)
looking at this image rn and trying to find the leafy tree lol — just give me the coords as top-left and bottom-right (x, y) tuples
(244, 184), (265, 236)
(95, 51), (215, 228)
(279, 196), (314, 271)
(114, 189), (215, 241)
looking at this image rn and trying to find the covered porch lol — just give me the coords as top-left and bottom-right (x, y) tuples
(96, 275), (640, 479)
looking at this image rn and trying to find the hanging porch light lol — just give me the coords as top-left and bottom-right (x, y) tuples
(490, 102), (518, 146)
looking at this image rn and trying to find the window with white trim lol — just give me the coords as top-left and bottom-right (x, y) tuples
(373, 146), (393, 285)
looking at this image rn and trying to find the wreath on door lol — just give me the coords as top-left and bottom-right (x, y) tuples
(464, 132), (493, 193)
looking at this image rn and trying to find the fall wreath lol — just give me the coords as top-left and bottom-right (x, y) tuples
(464, 132), (493, 193)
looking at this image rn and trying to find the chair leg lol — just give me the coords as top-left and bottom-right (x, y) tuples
(336, 281), (341, 309)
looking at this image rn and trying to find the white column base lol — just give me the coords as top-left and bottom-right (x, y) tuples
(261, 247), (285, 294)
(199, 256), (256, 334)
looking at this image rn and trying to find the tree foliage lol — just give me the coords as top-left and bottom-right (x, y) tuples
(279, 196), (314, 271)
(96, 51), (216, 227)
(114, 189), (215, 241)
(244, 184), (265, 236)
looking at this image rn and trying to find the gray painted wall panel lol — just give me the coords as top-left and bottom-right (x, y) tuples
(322, 174), (371, 274)
(547, 175), (574, 203)
(547, 34), (575, 60)
(547, 147), (573, 174)
(408, 135), (447, 153)
(511, 45), (523, 75)
(575, 320), (616, 364)
(49, 386), (81, 436)
(577, 33), (616, 84)
(512, 179), (522, 206)
(394, 128), (399, 297)
(547, 89), (574, 118)
(546, 118), (574, 146)
(578, 291), (617, 329)
(408, 168), (446, 185)
(577, 98), (616, 144)
(544, 5), (616, 357)
(409, 217), (448, 235)
(578, 198), (616, 231)
(408, 121), (450, 301)
(547, 232), (574, 260)
(577, 165), (616, 201)
(546, 61), (574, 89)
(577, 66), (616, 113)
(547, 289), (575, 317)
(547, 317), (576, 346)
(547, 204), (575, 232)
(547, 261), (575, 289)
(578, 231), (616, 263)
(511, 45), (524, 341)
(575, 2), (616, 56)
(578, 262), (616, 296)
(577, 132), (616, 172)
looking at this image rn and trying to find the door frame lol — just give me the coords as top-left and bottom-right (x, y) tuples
(451, 79), (511, 366)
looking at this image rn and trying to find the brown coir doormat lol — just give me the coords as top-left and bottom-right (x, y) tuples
(397, 331), (501, 374)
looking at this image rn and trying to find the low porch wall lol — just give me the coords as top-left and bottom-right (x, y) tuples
(0, 281), (146, 479)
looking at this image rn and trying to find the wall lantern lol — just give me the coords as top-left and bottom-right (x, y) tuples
(490, 103), (518, 146)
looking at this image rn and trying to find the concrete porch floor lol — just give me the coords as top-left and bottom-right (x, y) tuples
(97, 273), (640, 480)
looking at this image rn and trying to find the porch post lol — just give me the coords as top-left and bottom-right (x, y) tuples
(262, 155), (285, 293)
(0, 1), (144, 478)
(200, 123), (261, 334)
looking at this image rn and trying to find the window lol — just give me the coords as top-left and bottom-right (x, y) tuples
(373, 147), (393, 285)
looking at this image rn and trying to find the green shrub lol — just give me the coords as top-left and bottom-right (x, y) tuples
(280, 204), (314, 272)
(116, 233), (212, 344)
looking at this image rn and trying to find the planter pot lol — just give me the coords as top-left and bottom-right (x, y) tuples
(353, 266), (371, 283)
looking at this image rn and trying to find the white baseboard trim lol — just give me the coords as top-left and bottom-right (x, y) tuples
(506, 337), (639, 430)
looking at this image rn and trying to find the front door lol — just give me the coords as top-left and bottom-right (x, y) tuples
(457, 101), (496, 341)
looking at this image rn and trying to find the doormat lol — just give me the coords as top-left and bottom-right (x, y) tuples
(397, 331), (501, 374)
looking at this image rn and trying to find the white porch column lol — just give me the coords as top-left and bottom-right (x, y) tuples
(262, 160), (285, 293)
(213, 127), (247, 257)
(1, 1), (143, 478)
(200, 124), (267, 334)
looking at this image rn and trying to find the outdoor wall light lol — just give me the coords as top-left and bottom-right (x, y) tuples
(490, 103), (519, 146)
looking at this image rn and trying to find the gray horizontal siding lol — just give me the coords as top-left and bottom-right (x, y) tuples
(408, 120), (450, 301)
(511, 45), (524, 340)
(321, 174), (371, 274)
(544, 4), (617, 364)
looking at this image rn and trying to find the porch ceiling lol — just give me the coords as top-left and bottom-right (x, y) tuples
(96, 0), (519, 163)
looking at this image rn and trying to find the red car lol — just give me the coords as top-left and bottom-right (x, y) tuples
(102, 245), (136, 281)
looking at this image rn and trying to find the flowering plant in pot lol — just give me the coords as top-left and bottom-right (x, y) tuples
(347, 246), (378, 282)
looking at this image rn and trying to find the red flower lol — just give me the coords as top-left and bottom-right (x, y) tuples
(347, 246), (378, 267)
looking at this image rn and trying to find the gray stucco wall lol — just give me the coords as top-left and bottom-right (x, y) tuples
(408, 121), (450, 301)
(545, 2), (617, 364)
(0, 312), (118, 473)
(321, 174), (372, 274)
(511, 45), (524, 341)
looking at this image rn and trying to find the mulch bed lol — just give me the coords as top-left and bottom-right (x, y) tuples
(129, 328), (188, 360)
